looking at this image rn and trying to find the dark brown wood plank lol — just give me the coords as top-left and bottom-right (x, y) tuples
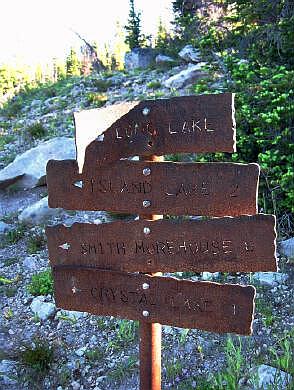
(52, 267), (255, 335)
(46, 215), (277, 273)
(47, 160), (259, 217)
(75, 94), (236, 173)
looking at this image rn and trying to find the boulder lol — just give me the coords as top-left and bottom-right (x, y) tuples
(30, 296), (55, 320)
(178, 45), (201, 63)
(279, 237), (294, 260)
(256, 364), (292, 388)
(0, 137), (75, 190)
(0, 221), (12, 234)
(23, 256), (39, 271)
(124, 48), (156, 70)
(164, 63), (209, 89)
(253, 272), (288, 287)
(56, 310), (85, 321)
(155, 54), (175, 65)
(18, 196), (62, 225)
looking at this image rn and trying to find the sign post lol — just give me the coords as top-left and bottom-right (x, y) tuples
(46, 94), (277, 389)
(139, 153), (163, 390)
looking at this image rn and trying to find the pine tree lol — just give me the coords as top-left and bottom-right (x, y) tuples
(155, 18), (169, 50)
(66, 48), (81, 76)
(124, 0), (142, 50)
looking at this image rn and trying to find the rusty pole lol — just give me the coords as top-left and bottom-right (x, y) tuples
(139, 154), (163, 390)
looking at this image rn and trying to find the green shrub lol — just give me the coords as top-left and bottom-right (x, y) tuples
(92, 78), (112, 91)
(85, 93), (108, 108)
(26, 122), (46, 139)
(20, 340), (54, 374)
(2, 97), (23, 118)
(27, 269), (53, 296)
(147, 80), (161, 89)
(192, 58), (294, 221)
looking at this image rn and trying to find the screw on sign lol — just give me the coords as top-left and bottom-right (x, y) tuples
(46, 93), (277, 390)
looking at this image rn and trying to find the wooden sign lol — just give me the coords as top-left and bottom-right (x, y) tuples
(52, 266), (255, 335)
(46, 214), (277, 273)
(47, 160), (259, 217)
(74, 93), (236, 173)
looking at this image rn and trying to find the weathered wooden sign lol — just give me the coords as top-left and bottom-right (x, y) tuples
(47, 160), (259, 216)
(74, 93), (236, 173)
(47, 214), (277, 273)
(52, 266), (255, 335)
(45, 93), (280, 389)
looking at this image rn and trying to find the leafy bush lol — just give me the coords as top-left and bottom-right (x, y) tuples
(192, 57), (294, 223)
(92, 78), (112, 91)
(27, 270), (53, 296)
(26, 121), (46, 139)
(85, 93), (108, 108)
(147, 80), (161, 89)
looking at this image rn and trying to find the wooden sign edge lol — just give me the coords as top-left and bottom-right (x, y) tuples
(46, 213), (277, 273)
(51, 265), (256, 335)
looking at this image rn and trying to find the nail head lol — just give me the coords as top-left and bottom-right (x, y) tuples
(143, 200), (151, 208)
(143, 227), (151, 235)
(142, 107), (150, 116)
(143, 167), (151, 176)
(142, 310), (150, 317)
(142, 283), (150, 290)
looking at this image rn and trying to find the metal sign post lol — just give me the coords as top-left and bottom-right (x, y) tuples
(139, 154), (163, 390)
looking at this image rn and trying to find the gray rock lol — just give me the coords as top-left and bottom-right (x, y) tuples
(178, 45), (201, 63)
(0, 137), (75, 190)
(18, 196), (62, 225)
(155, 54), (175, 65)
(23, 256), (39, 271)
(253, 272), (288, 287)
(75, 346), (87, 357)
(164, 63), (209, 89)
(71, 381), (80, 390)
(279, 237), (294, 260)
(0, 221), (11, 234)
(124, 48), (156, 70)
(30, 296), (56, 320)
(56, 310), (85, 321)
(256, 364), (292, 388)
(202, 272), (220, 281)
(0, 359), (18, 385)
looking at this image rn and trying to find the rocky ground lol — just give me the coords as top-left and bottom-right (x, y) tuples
(0, 48), (293, 389)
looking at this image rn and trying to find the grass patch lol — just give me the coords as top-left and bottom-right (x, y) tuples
(85, 348), (105, 364)
(3, 257), (18, 267)
(212, 336), (245, 389)
(165, 359), (183, 382)
(147, 80), (162, 89)
(269, 329), (294, 375)
(0, 223), (26, 247)
(0, 134), (15, 151)
(20, 339), (54, 376)
(27, 269), (53, 296)
(27, 231), (46, 254)
(108, 356), (137, 383)
(26, 122), (46, 139)
(107, 319), (138, 352)
(85, 93), (108, 108)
